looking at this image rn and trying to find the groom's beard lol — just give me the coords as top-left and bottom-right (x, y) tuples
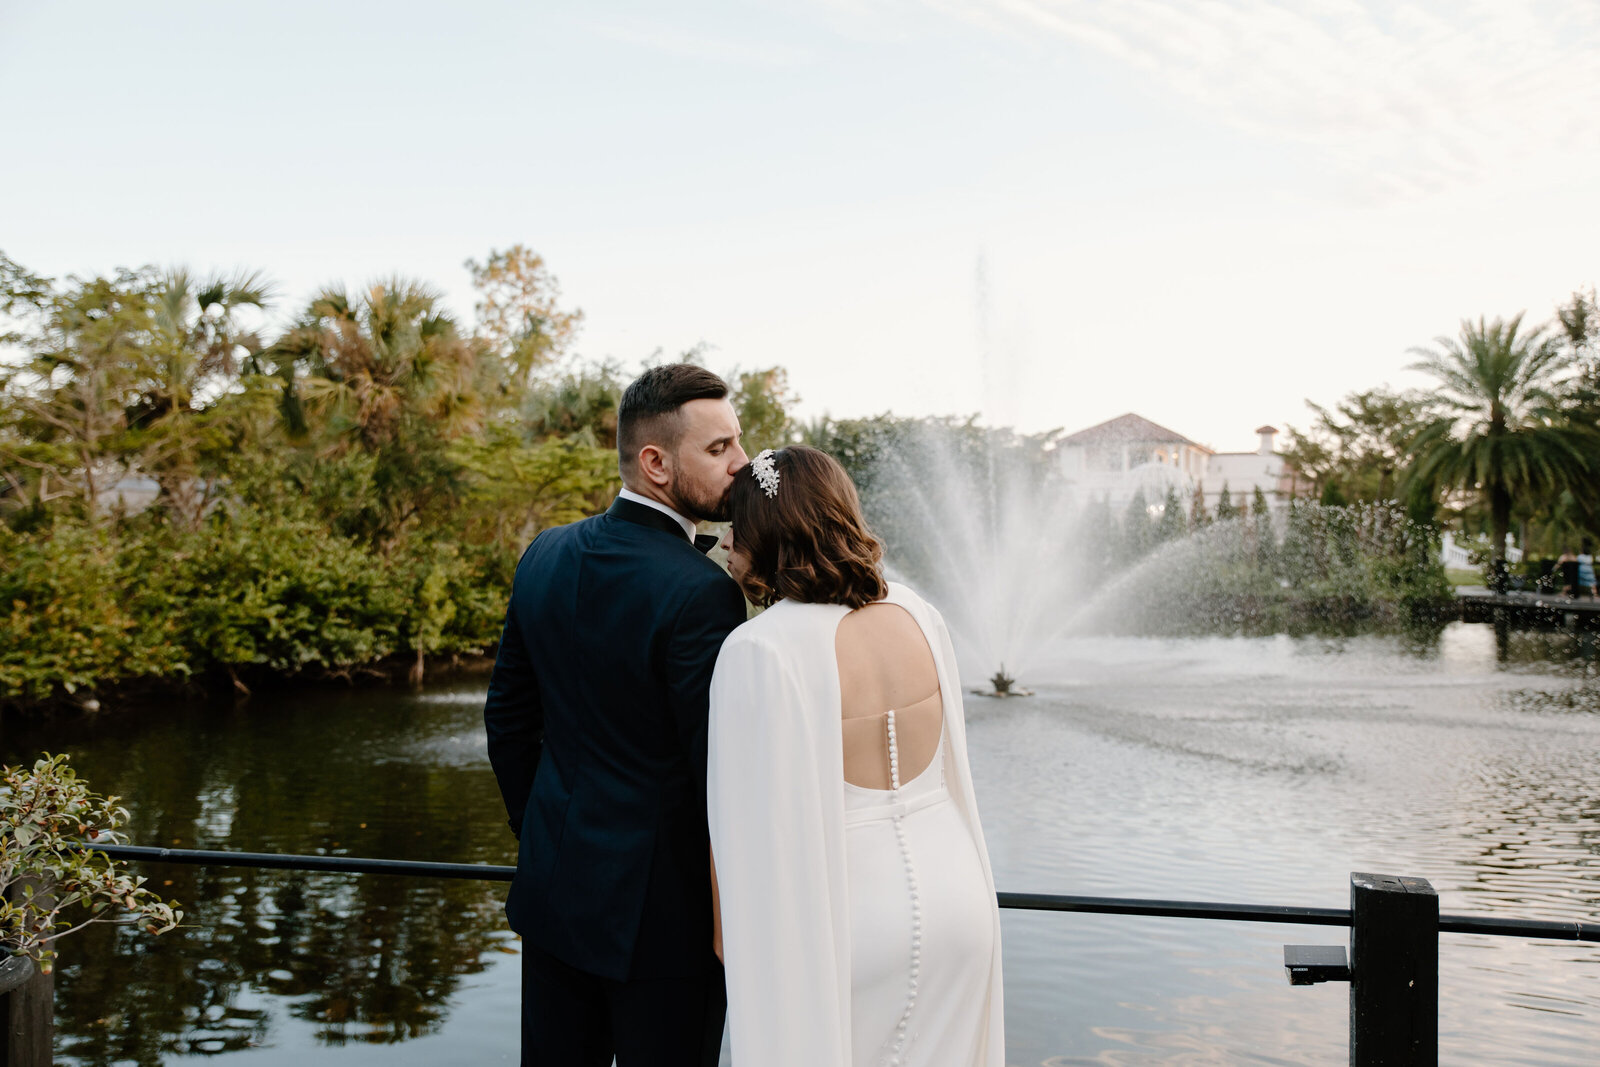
(670, 480), (733, 524)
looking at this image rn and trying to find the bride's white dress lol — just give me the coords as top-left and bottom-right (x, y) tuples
(708, 583), (1004, 1067)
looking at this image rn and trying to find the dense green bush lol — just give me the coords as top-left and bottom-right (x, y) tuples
(0, 526), (191, 703)
(0, 510), (514, 707)
(161, 510), (407, 678)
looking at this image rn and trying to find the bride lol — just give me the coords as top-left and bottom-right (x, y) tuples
(707, 445), (1004, 1067)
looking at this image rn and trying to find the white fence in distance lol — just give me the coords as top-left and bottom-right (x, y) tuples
(1440, 531), (1522, 570)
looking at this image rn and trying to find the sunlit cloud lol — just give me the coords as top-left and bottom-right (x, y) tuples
(859, 0), (1600, 199)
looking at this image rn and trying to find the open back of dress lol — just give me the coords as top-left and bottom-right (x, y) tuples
(838, 603), (943, 790)
(837, 602), (993, 1067)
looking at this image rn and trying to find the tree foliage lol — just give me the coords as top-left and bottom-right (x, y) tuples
(1277, 297), (1599, 573)
(465, 244), (583, 390)
(1281, 388), (1435, 509)
(730, 366), (798, 454)
(0, 245), (805, 710)
(1403, 314), (1594, 584)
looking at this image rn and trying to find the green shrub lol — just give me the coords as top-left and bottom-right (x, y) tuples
(0, 507), (518, 707)
(0, 526), (190, 703)
(164, 509), (405, 677)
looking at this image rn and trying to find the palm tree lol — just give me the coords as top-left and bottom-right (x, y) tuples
(148, 268), (273, 408)
(278, 279), (486, 452)
(1405, 314), (1593, 588)
(266, 280), (493, 547)
(136, 269), (274, 526)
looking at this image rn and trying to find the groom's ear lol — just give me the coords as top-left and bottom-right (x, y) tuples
(636, 443), (673, 488)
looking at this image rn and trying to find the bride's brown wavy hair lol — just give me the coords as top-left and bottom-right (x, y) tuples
(728, 445), (887, 609)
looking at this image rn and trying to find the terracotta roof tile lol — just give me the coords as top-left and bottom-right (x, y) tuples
(1060, 413), (1205, 449)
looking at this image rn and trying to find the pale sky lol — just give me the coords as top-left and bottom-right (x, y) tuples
(3, 1), (1597, 450)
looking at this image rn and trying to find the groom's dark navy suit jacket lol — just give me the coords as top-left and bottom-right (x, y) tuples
(484, 497), (747, 982)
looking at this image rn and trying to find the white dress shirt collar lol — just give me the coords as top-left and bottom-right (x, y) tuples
(617, 487), (697, 542)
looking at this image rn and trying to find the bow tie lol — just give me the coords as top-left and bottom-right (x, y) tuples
(693, 533), (721, 555)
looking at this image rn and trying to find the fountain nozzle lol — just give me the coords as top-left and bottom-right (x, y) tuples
(976, 664), (1033, 698)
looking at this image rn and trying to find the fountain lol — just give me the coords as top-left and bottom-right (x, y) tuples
(845, 418), (1451, 694)
(855, 419), (1091, 693)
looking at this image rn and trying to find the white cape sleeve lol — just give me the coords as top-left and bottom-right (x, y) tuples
(922, 598), (1006, 1066)
(708, 629), (853, 1067)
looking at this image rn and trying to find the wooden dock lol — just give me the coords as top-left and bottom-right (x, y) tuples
(1457, 588), (1600, 626)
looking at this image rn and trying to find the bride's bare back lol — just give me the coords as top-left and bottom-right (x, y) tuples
(837, 602), (943, 789)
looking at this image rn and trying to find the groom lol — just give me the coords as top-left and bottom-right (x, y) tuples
(485, 363), (750, 1066)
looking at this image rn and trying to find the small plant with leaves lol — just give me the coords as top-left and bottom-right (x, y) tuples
(1, 754), (182, 973)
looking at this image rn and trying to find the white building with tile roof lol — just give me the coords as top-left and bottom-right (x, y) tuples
(1057, 413), (1306, 514)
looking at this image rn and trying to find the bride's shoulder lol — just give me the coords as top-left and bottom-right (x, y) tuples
(722, 598), (848, 649)
(880, 583), (950, 631)
(883, 580), (915, 602)
(715, 602), (829, 681)
(883, 581), (932, 613)
(724, 606), (781, 646)
(721, 600), (800, 649)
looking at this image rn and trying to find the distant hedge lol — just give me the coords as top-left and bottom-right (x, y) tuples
(0, 509), (510, 707)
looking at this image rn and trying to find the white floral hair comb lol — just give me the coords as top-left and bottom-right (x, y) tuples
(750, 449), (780, 498)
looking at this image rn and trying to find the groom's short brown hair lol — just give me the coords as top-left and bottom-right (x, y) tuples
(617, 364), (730, 478)
(729, 445), (887, 609)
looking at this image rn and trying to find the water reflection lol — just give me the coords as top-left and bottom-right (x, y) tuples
(3, 690), (515, 1064)
(1491, 625), (1600, 676)
(5, 623), (1600, 1065)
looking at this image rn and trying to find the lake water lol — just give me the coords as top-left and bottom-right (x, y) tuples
(5, 621), (1599, 1065)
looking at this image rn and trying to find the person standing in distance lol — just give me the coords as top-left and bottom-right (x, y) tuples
(485, 364), (749, 1066)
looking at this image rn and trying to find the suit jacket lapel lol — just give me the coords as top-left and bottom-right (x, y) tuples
(608, 497), (693, 544)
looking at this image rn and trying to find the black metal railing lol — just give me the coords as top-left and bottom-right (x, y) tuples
(89, 844), (1600, 943)
(36, 845), (1600, 1067)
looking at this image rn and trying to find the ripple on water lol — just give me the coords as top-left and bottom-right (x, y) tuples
(9, 623), (1600, 1065)
(967, 625), (1600, 1063)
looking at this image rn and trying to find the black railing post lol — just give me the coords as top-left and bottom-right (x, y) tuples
(2, 878), (54, 1067)
(1349, 873), (1437, 1066)
(1, 961), (52, 1067)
